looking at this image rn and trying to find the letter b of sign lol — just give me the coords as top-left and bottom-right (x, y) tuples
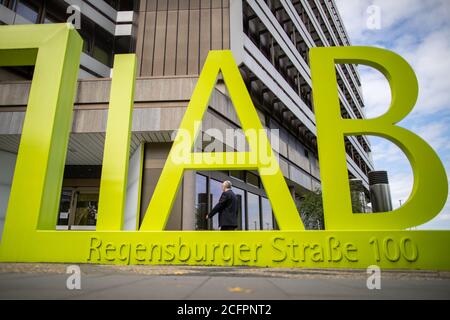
(309, 47), (448, 230)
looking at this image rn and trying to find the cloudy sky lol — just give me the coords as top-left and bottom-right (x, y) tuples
(334, 0), (450, 229)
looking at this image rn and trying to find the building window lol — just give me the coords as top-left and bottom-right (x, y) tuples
(42, 0), (67, 25)
(15, 0), (39, 23)
(247, 192), (260, 230)
(246, 172), (260, 187)
(79, 17), (94, 55)
(57, 189), (72, 226)
(233, 187), (245, 230)
(92, 26), (114, 66)
(103, 0), (135, 11)
(209, 179), (223, 230)
(43, 15), (55, 24)
(1, 0), (17, 10)
(261, 197), (274, 230)
(92, 45), (110, 66)
(56, 165), (101, 230)
(230, 170), (245, 181)
(195, 174), (208, 230)
(78, 16), (115, 67)
(57, 188), (99, 230)
(72, 191), (98, 227)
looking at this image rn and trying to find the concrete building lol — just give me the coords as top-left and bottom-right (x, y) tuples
(0, 0), (373, 236)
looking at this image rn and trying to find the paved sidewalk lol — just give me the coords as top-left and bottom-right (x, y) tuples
(0, 263), (449, 300)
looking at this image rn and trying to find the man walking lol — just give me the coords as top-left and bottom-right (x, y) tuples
(206, 180), (238, 230)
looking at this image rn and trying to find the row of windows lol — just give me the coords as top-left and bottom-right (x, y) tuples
(305, 0), (362, 102)
(284, 0), (362, 98)
(1, 0), (71, 24)
(242, 3), (371, 175)
(0, 0), (134, 68)
(304, 0), (364, 109)
(263, 0), (365, 120)
(243, 6), (314, 112)
(316, 0), (361, 86)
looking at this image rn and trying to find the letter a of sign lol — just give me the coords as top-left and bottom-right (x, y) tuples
(140, 51), (304, 231)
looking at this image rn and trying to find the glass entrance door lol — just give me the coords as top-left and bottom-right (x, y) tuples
(71, 190), (98, 230)
(57, 188), (99, 231)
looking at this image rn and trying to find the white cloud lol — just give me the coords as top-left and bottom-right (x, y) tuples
(370, 138), (406, 164)
(388, 171), (413, 208)
(335, 0), (450, 44)
(402, 29), (450, 116)
(359, 67), (391, 118)
(440, 214), (450, 221)
(414, 121), (450, 153)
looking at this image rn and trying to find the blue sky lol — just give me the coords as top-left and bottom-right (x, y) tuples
(335, 0), (450, 229)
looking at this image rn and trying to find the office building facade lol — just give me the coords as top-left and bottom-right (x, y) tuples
(0, 0), (373, 236)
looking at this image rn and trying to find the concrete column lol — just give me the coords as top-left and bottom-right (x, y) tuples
(139, 142), (183, 230)
(182, 170), (196, 230)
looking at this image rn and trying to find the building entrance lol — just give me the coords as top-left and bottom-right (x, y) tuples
(57, 188), (99, 231)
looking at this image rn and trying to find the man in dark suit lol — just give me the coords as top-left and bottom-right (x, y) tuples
(206, 180), (238, 230)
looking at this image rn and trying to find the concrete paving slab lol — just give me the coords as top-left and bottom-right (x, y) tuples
(186, 276), (289, 300)
(71, 276), (210, 300)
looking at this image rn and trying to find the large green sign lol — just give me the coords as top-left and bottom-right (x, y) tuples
(0, 24), (448, 270)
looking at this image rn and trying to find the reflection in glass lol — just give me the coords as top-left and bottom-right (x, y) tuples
(247, 172), (259, 187)
(93, 27), (114, 66)
(233, 187), (245, 230)
(209, 179), (222, 230)
(73, 192), (98, 226)
(57, 189), (72, 226)
(16, 0), (38, 23)
(93, 46), (110, 66)
(44, 15), (56, 24)
(247, 192), (260, 230)
(195, 174), (208, 230)
(230, 170), (245, 181)
(261, 197), (274, 230)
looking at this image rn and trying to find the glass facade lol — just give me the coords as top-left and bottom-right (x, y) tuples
(195, 171), (276, 230)
(195, 173), (276, 231)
